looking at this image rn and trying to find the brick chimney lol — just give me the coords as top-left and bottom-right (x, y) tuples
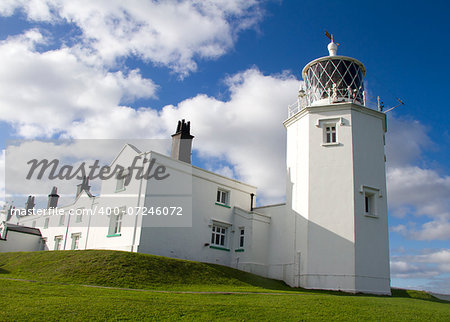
(47, 186), (59, 208)
(76, 176), (91, 198)
(25, 195), (35, 215)
(171, 119), (194, 164)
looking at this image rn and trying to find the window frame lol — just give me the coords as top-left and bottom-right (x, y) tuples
(43, 217), (50, 229)
(58, 214), (65, 226)
(239, 227), (245, 248)
(54, 235), (63, 250)
(211, 224), (228, 247)
(216, 188), (230, 206)
(75, 208), (84, 223)
(115, 169), (129, 192)
(360, 186), (380, 218)
(325, 124), (337, 143)
(71, 233), (81, 250)
(108, 206), (125, 236)
(316, 117), (343, 146)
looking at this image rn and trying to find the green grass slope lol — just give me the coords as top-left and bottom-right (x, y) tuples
(0, 250), (292, 292)
(0, 251), (449, 321)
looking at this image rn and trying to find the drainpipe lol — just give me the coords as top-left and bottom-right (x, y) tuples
(84, 196), (96, 249)
(63, 211), (71, 250)
(131, 151), (147, 252)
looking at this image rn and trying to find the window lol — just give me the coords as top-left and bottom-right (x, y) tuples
(114, 212), (123, 234)
(75, 208), (84, 223)
(54, 236), (63, 250)
(211, 225), (227, 247)
(364, 192), (376, 216)
(216, 189), (229, 205)
(365, 195), (371, 213)
(108, 207), (124, 236)
(361, 186), (379, 218)
(239, 228), (245, 248)
(43, 217), (49, 229)
(115, 170), (128, 192)
(325, 125), (336, 143)
(32, 220), (36, 228)
(71, 233), (81, 250)
(59, 214), (65, 226)
(116, 176), (125, 191)
(317, 117), (342, 145)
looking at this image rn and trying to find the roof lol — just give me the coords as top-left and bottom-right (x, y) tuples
(5, 223), (42, 236)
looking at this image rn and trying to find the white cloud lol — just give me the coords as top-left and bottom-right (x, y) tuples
(385, 117), (431, 168)
(0, 1), (294, 205)
(160, 69), (300, 203)
(69, 68), (298, 203)
(0, 30), (157, 138)
(390, 260), (440, 279)
(211, 165), (235, 179)
(0, 150), (5, 207)
(386, 162), (450, 241)
(386, 116), (450, 241)
(391, 249), (450, 279)
(387, 166), (450, 218)
(0, 0), (263, 75)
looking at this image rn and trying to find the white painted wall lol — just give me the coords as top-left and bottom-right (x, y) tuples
(284, 103), (390, 294)
(0, 229), (42, 252)
(137, 152), (258, 269)
(351, 108), (390, 294)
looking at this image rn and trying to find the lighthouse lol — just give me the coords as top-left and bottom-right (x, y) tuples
(284, 35), (390, 294)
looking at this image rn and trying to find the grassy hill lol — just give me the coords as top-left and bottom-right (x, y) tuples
(0, 250), (449, 320)
(0, 249), (291, 292)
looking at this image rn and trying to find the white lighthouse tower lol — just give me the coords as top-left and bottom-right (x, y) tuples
(284, 36), (390, 294)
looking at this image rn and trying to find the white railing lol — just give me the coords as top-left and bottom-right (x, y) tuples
(287, 97), (309, 118)
(287, 90), (383, 118)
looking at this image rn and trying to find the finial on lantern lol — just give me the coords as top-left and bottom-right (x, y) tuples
(325, 30), (339, 56)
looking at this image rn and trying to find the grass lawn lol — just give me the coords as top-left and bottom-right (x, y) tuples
(0, 250), (449, 320)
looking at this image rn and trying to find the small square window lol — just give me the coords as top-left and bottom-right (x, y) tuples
(216, 189), (229, 205)
(317, 118), (342, 146)
(325, 125), (337, 143)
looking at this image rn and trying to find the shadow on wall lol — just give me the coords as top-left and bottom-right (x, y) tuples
(284, 167), (390, 294)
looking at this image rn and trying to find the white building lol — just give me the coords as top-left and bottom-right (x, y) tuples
(6, 40), (391, 294)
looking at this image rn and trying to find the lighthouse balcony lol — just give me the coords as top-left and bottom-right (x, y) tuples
(288, 90), (368, 118)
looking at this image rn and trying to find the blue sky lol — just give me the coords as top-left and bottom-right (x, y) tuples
(0, 1), (449, 294)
